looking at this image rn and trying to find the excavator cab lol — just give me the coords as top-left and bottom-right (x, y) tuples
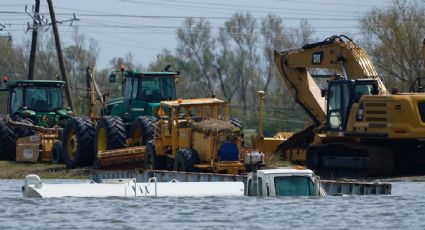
(326, 79), (378, 131)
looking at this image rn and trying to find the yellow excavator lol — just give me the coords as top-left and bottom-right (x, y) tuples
(274, 35), (425, 177)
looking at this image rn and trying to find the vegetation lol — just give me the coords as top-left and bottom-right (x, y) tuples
(360, 0), (425, 92)
(0, 161), (91, 179)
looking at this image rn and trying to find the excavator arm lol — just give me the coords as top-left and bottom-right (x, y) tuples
(274, 35), (388, 125)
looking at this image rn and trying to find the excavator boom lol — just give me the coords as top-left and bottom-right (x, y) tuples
(274, 35), (388, 125)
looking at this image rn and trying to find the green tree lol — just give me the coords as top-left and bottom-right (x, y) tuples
(360, 0), (425, 91)
(176, 17), (216, 97)
(0, 36), (26, 80)
(223, 13), (259, 115)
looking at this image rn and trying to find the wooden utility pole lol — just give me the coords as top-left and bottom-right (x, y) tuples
(28, 0), (40, 80)
(47, 0), (73, 110)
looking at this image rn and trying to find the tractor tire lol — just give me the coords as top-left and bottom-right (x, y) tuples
(62, 116), (95, 168)
(94, 116), (127, 155)
(129, 116), (156, 146)
(12, 115), (36, 138)
(144, 140), (166, 170)
(173, 148), (200, 172)
(51, 140), (64, 164)
(0, 120), (16, 161)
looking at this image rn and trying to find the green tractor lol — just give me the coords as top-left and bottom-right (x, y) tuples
(61, 70), (180, 168)
(0, 80), (73, 162)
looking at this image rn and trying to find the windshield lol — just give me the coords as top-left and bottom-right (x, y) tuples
(137, 77), (176, 101)
(10, 86), (64, 113)
(354, 84), (373, 102)
(274, 176), (314, 196)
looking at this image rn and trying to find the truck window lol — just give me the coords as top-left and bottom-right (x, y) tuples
(10, 87), (23, 113)
(274, 176), (314, 196)
(138, 77), (176, 101)
(25, 87), (63, 112)
(247, 178), (263, 196)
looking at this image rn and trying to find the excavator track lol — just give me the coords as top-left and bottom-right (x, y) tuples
(306, 142), (394, 178)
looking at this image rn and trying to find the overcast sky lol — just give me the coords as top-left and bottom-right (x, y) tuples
(1, 0), (391, 69)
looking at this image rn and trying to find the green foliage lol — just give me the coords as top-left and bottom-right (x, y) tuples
(148, 13), (315, 134)
(360, 0), (425, 91)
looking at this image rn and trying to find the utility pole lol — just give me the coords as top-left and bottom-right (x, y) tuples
(27, 0), (40, 80)
(47, 0), (73, 110)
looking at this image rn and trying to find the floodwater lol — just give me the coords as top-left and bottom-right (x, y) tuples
(0, 179), (424, 229)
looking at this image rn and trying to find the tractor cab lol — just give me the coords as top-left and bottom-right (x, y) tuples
(7, 80), (71, 127)
(326, 79), (379, 131)
(104, 70), (179, 125)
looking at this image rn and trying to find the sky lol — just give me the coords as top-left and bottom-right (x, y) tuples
(0, 0), (391, 70)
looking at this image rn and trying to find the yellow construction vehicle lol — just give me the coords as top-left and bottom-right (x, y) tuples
(251, 91), (293, 154)
(274, 35), (425, 176)
(145, 97), (247, 174)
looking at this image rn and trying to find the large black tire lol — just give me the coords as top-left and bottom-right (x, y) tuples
(62, 116), (95, 168)
(51, 140), (64, 164)
(173, 148), (200, 172)
(12, 115), (36, 138)
(94, 116), (127, 154)
(0, 120), (16, 161)
(129, 116), (156, 146)
(144, 140), (166, 170)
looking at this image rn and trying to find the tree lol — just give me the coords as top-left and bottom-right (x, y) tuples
(176, 17), (216, 97)
(0, 36), (26, 80)
(260, 14), (291, 92)
(213, 27), (240, 102)
(360, 0), (425, 91)
(223, 13), (259, 115)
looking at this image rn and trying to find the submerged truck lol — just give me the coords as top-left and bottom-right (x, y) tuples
(245, 168), (326, 197)
(22, 167), (326, 198)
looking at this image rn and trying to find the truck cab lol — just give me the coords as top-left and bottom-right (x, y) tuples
(245, 167), (326, 197)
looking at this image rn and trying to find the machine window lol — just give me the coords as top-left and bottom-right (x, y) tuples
(26, 87), (63, 111)
(138, 77), (176, 101)
(354, 84), (373, 102)
(274, 176), (314, 196)
(418, 102), (425, 123)
(10, 88), (23, 113)
(328, 85), (341, 129)
(246, 178), (263, 196)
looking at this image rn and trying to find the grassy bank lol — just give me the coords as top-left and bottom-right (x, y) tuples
(0, 161), (91, 179)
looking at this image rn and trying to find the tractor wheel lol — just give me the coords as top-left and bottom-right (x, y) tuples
(129, 116), (156, 146)
(173, 148), (200, 172)
(144, 140), (166, 170)
(62, 116), (95, 168)
(12, 115), (36, 138)
(51, 140), (64, 164)
(0, 120), (16, 161)
(94, 116), (126, 154)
